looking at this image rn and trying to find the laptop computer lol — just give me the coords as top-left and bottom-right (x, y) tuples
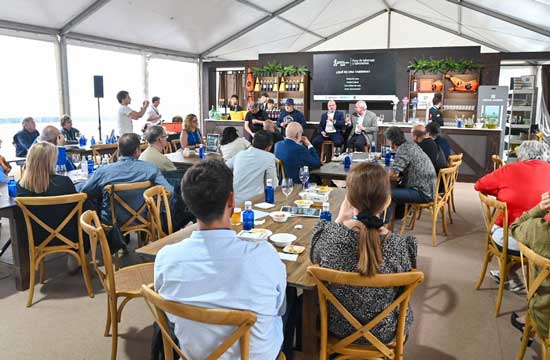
(205, 133), (220, 153)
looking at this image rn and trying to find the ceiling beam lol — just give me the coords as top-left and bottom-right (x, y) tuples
(60, 0), (113, 35)
(381, 0), (391, 10)
(393, 9), (508, 52)
(235, 0), (324, 39)
(200, 0), (305, 58)
(0, 19), (58, 36)
(67, 32), (199, 59)
(300, 9), (387, 52)
(447, 0), (550, 38)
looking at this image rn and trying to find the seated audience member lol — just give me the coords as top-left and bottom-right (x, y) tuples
(274, 122), (320, 183)
(228, 94), (243, 112)
(277, 99), (307, 131)
(219, 126), (249, 162)
(345, 101), (377, 152)
(78, 133), (173, 225)
(410, 124), (447, 174)
(14, 117), (40, 157)
(312, 100), (346, 153)
(139, 125), (176, 171)
(154, 160), (286, 359)
(509, 193), (550, 339)
(311, 162), (417, 344)
(17, 142), (82, 271)
(227, 130), (278, 204)
(425, 121), (451, 159)
(384, 126), (436, 221)
(39, 125), (75, 171)
(263, 120), (284, 150)
(429, 93), (444, 127)
(60, 115), (81, 143)
(244, 102), (268, 141)
(475, 140), (550, 292)
(172, 115), (183, 123)
(179, 114), (203, 150)
(0, 139), (12, 181)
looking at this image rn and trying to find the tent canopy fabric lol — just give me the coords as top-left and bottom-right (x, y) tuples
(0, 0), (548, 60)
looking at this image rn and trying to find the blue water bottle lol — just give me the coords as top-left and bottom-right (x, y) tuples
(8, 175), (17, 198)
(344, 152), (351, 170)
(105, 135), (111, 144)
(90, 136), (96, 145)
(242, 201), (254, 231)
(79, 135), (85, 147)
(385, 151), (392, 166)
(87, 155), (94, 175)
(199, 144), (205, 159)
(371, 144), (376, 153)
(319, 202), (332, 221)
(111, 134), (117, 143)
(264, 179), (274, 204)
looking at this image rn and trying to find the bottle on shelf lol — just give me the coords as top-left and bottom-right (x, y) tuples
(209, 105), (215, 119)
(7, 175), (16, 198)
(242, 201), (254, 231)
(279, 77), (286, 92)
(319, 202), (332, 221)
(264, 179), (275, 204)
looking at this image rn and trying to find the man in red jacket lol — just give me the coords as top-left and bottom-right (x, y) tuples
(474, 140), (550, 292)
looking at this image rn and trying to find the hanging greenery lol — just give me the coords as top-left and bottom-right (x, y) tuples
(408, 57), (482, 74)
(252, 61), (309, 76)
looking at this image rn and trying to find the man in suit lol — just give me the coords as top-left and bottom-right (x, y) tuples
(345, 100), (378, 152)
(312, 99), (346, 153)
(274, 122), (320, 183)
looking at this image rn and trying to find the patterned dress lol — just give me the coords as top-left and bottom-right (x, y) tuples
(310, 221), (417, 344)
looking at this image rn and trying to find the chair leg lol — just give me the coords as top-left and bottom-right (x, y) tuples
(104, 297), (112, 337)
(431, 209), (438, 247)
(451, 189), (457, 213)
(495, 259), (506, 317)
(400, 204), (411, 235)
(39, 261), (45, 284)
(409, 207), (418, 230)
(515, 318), (532, 360)
(110, 297), (119, 360)
(447, 199), (454, 224)
(441, 206), (448, 236)
(27, 258), (36, 308)
(475, 250), (492, 289)
(79, 248), (94, 298)
(416, 208), (422, 220)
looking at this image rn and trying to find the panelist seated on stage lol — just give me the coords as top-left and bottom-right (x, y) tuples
(77, 133), (173, 225)
(60, 115), (80, 143)
(312, 99), (346, 152)
(13, 117), (40, 157)
(276, 98), (307, 131)
(345, 101), (377, 152)
(139, 125), (176, 172)
(274, 122), (320, 183)
(179, 114), (203, 150)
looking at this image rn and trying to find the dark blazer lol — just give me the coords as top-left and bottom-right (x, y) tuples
(13, 129), (39, 157)
(319, 111), (346, 133)
(274, 138), (321, 183)
(434, 136), (451, 160)
(417, 138), (448, 174)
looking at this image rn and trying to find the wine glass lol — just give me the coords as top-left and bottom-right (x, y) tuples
(299, 167), (309, 189)
(281, 178), (294, 206)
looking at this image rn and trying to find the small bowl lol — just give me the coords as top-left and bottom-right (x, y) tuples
(317, 186), (331, 193)
(270, 211), (291, 223)
(294, 200), (313, 208)
(270, 233), (297, 247)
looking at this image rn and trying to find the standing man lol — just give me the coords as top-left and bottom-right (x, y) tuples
(312, 100), (346, 153)
(345, 100), (377, 152)
(13, 117), (39, 157)
(116, 90), (149, 136)
(429, 93), (444, 127)
(244, 102), (268, 141)
(143, 96), (162, 131)
(277, 99), (307, 133)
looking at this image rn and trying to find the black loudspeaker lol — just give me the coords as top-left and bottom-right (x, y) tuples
(93, 75), (104, 98)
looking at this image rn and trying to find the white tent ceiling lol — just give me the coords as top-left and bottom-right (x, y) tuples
(0, 0), (548, 60)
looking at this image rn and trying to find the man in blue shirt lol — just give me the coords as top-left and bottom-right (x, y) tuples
(154, 160), (287, 359)
(276, 98), (306, 134)
(275, 122), (321, 183)
(13, 117), (39, 157)
(77, 133), (173, 224)
(312, 99), (346, 153)
(426, 121), (451, 159)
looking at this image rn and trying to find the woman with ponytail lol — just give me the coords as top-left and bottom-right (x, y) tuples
(310, 162), (417, 344)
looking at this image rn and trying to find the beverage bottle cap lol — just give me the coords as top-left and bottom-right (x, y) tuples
(266, 179), (273, 186)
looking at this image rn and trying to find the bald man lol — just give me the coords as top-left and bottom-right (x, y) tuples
(312, 100), (346, 154)
(38, 125), (76, 171)
(411, 124), (447, 174)
(274, 122), (320, 183)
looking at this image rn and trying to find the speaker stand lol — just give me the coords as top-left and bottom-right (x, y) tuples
(96, 97), (102, 142)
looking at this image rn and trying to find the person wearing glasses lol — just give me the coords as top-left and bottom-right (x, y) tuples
(139, 125), (176, 171)
(179, 114), (203, 149)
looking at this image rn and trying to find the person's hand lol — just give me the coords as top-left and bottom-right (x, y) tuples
(142, 100), (150, 108)
(358, 124), (366, 131)
(57, 134), (65, 146)
(302, 136), (311, 147)
(541, 192), (550, 211)
(321, 131), (328, 137)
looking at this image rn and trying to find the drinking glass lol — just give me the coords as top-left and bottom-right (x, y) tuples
(72, 154), (81, 168)
(299, 167), (309, 189)
(231, 207), (242, 226)
(281, 178), (294, 206)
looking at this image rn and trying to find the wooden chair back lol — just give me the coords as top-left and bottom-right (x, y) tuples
(447, 153), (463, 166)
(92, 144), (119, 164)
(478, 193), (510, 252)
(140, 285), (258, 360)
(162, 142), (173, 154)
(143, 185), (173, 240)
(80, 210), (116, 298)
(275, 158), (286, 182)
(434, 166), (456, 207)
(491, 154), (504, 171)
(104, 181), (153, 238)
(171, 139), (181, 151)
(307, 265), (424, 359)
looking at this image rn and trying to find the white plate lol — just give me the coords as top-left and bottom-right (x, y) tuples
(237, 228), (272, 241)
(270, 233), (297, 247)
